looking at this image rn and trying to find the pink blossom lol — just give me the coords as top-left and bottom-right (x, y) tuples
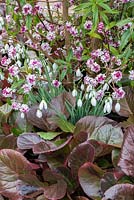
(112, 87), (125, 100)
(53, 2), (62, 9)
(29, 59), (42, 70)
(1, 56), (11, 66)
(52, 80), (61, 88)
(20, 26), (27, 33)
(100, 50), (110, 63)
(22, 84), (32, 93)
(98, 22), (105, 34)
(41, 42), (52, 53)
(32, 4), (43, 15)
(111, 71), (122, 83)
(20, 104), (29, 113)
(91, 49), (103, 59)
(46, 32), (56, 41)
(69, 26), (78, 37)
(84, 76), (90, 84)
(129, 70), (134, 80)
(90, 62), (101, 73)
(2, 87), (13, 97)
(8, 46), (17, 59)
(12, 102), (21, 110)
(96, 73), (106, 84)
(8, 65), (19, 76)
(26, 74), (36, 86)
(84, 20), (92, 30)
(95, 89), (104, 100)
(22, 4), (32, 15)
(66, 22), (72, 31)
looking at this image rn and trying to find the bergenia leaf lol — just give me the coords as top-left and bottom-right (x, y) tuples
(102, 184), (134, 200)
(68, 141), (95, 177)
(78, 162), (103, 199)
(118, 126), (134, 177)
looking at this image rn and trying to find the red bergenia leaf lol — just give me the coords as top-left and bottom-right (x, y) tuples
(101, 172), (117, 193)
(78, 162), (103, 199)
(68, 141), (95, 177)
(0, 134), (17, 150)
(0, 149), (43, 199)
(102, 184), (134, 200)
(118, 126), (134, 177)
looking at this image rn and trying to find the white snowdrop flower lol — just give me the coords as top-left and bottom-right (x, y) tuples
(86, 85), (92, 92)
(115, 102), (120, 112)
(39, 100), (47, 110)
(89, 90), (96, 99)
(52, 63), (58, 71)
(107, 97), (113, 105)
(80, 84), (84, 91)
(91, 97), (97, 107)
(36, 109), (43, 118)
(20, 112), (25, 119)
(72, 89), (78, 97)
(85, 93), (89, 100)
(5, 44), (9, 51)
(76, 68), (82, 77)
(46, 65), (51, 73)
(16, 60), (22, 67)
(77, 98), (82, 107)
(103, 83), (109, 91)
(104, 102), (112, 113)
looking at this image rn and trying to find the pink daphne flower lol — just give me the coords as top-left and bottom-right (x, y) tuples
(129, 70), (134, 80)
(8, 65), (19, 76)
(96, 73), (106, 84)
(112, 87), (125, 100)
(52, 80), (61, 88)
(1, 56), (11, 66)
(12, 102), (21, 110)
(2, 87), (13, 97)
(111, 71), (122, 83)
(26, 74), (36, 86)
(22, 84), (32, 93)
(29, 59), (42, 70)
(22, 4), (32, 15)
(20, 104), (29, 113)
(84, 20), (92, 30)
(46, 32), (56, 41)
(98, 22), (105, 34)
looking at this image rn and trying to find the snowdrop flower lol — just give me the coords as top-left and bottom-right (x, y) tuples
(103, 83), (109, 91)
(104, 101), (112, 113)
(76, 68), (82, 77)
(91, 97), (97, 107)
(39, 100), (47, 110)
(80, 84), (85, 91)
(20, 112), (25, 119)
(52, 63), (58, 72)
(72, 89), (78, 97)
(77, 99), (82, 107)
(115, 102), (121, 112)
(36, 109), (43, 118)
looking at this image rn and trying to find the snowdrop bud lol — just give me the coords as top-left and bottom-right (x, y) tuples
(91, 97), (97, 107)
(36, 109), (43, 118)
(108, 97), (113, 105)
(103, 83), (109, 91)
(85, 93), (89, 100)
(76, 68), (82, 77)
(80, 84), (84, 91)
(20, 112), (25, 119)
(115, 102), (120, 112)
(72, 89), (77, 97)
(77, 98), (82, 107)
(86, 85), (92, 92)
(52, 63), (58, 71)
(46, 65), (50, 73)
(39, 100), (47, 110)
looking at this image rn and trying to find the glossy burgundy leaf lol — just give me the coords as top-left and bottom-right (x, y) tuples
(89, 139), (113, 157)
(68, 141), (95, 177)
(78, 162), (103, 199)
(17, 132), (43, 150)
(74, 116), (117, 137)
(101, 172), (117, 193)
(33, 136), (72, 154)
(0, 149), (43, 200)
(0, 134), (17, 149)
(43, 169), (67, 200)
(118, 126), (134, 177)
(70, 131), (88, 149)
(102, 184), (134, 200)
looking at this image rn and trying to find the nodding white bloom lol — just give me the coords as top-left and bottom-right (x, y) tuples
(91, 97), (97, 107)
(77, 98), (82, 107)
(52, 63), (58, 72)
(85, 93), (89, 100)
(104, 97), (113, 113)
(80, 84), (85, 91)
(36, 109), (43, 118)
(115, 102), (121, 112)
(39, 100), (47, 110)
(20, 112), (25, 119)
(72, 89), (78, 97)
(76, 68), (82, 77)
(89, 90), (96, 99)
(86, 85), (92, 92)
(103, 83), (109, 91)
